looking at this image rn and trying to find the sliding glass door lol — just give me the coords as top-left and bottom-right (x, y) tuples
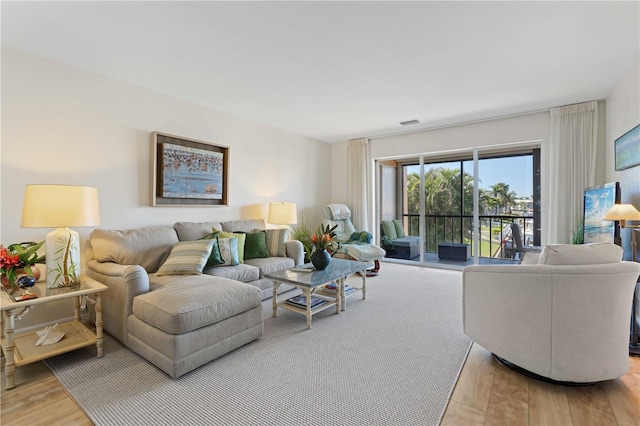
(378, 148), (539, 265)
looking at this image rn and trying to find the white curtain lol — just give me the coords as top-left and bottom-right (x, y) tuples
(548, 101), (598, 244)
(347, 138), (371, 231)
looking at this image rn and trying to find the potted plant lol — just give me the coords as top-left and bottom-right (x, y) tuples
(0, 241), (45, 289)
(308, 224), (339, 270)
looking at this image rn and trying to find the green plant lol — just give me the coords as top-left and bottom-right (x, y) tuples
(572, 219), (584, 244)
(310, 224), (338, 251)
(290, 221), (314, 261)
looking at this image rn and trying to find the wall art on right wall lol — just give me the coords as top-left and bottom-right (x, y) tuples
(615, 123), (640, 171)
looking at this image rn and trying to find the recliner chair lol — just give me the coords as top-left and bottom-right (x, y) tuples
(322, 204), (386, 276)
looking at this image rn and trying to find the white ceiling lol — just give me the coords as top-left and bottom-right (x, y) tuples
(2, 1), (639, 143)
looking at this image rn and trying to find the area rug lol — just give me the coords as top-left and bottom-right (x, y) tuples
(45, 263), (471, 425)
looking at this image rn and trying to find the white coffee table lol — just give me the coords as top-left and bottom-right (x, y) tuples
(265, 258), (371, 329)
(0, 275), (107, 389)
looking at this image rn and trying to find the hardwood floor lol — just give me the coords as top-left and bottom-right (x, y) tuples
(1, 343), (639, 425)
(442, 343), (640, 426)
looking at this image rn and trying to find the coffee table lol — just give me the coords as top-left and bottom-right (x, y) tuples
(265, 258), (372, 329)
(0, 275), (107, 389)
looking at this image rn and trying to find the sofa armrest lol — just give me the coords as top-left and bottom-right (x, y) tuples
(285, 240), (304, 266)
(86, 259), (150, 344)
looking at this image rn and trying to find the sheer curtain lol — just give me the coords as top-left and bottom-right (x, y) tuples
(548, 101), (598, 244)
(347, 138), (371, 231)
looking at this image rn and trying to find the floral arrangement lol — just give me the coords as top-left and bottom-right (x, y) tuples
(0, 241), (45, 288)
(310, 224), (339, 251)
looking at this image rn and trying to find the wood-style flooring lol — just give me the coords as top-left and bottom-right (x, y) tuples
(1, 343), (639, 425)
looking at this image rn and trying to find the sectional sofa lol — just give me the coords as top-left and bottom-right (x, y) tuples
(86, 219), (303, 378)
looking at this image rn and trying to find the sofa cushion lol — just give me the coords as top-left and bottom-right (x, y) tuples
(244, 231), (270, 259)
(199, 233), (225, 266)
(217, 238), (240, 266)
(393, 220), (406, 238)
(174, 221), (223, 241)
(381, 220), (398, 240)
(204, 263), (260, 283)
(245, 257), (295, 278)
(390, 236), (419, 247)
(221, 219), (265, 233)
(217, 230), (246, 263)
(90, 226), (178, 273)
(132, 275), (261, 334)
(156, 240), (214, 276)
(265, 228), (288, 257)
(537, 242), (623, 265)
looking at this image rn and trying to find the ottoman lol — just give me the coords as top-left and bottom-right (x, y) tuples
(127, 276), (263, 378)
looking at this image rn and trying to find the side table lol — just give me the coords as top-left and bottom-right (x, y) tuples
(0, 275), (107, 389)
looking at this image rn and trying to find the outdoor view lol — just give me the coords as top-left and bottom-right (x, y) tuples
(402, 154), (535, 259)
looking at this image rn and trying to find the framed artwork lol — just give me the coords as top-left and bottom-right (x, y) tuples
(152, 132), (229, 206)
(582, 182), (620, 245)
(615, 124), (640, 171)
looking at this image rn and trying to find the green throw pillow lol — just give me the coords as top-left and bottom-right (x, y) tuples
(156, 240), (214, 276)
(200, 232), (225, 266)
(392, 220), (406, 238)
(217, 237), (239, 266)
(243, 231), (270, 259)
(381, 220), (398, 240)
(265, 228), (288, 257)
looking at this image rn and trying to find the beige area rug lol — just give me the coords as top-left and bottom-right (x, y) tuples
(45, 263), (472, 425)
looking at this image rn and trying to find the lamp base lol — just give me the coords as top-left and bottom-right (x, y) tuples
(46, 228), (81, 288)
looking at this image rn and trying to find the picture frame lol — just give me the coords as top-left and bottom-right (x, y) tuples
(582, 182), (621, 245)
(615, 124), (640, 171)
(152, 132), (229, 206)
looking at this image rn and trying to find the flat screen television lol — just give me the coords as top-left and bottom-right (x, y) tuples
(583, 182), (621, 244)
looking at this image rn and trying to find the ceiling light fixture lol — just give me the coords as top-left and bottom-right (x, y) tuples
(399, 119), (420, 126)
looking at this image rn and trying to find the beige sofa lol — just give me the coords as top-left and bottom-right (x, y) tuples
(463, 243), (640, 384)
(86, 219), (303, 378)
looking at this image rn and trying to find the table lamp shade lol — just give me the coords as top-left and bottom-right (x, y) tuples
(602, 204), (640, 227)
(268, 202), (297, 225)
(21, 185), (100, 288)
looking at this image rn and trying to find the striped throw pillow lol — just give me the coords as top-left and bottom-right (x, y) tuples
(156, 240), (214, 276)
(265, 229), (288, 257)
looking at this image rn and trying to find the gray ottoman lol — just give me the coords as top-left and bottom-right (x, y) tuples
(127, 276), (263, 378)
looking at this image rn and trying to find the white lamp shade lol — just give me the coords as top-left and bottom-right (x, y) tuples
(602, 204), (640, 222)
(21, 184), (100, 228)
(268, 202), (297, 225)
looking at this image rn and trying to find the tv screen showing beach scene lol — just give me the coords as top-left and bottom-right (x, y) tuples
(583, 182), (620, 244)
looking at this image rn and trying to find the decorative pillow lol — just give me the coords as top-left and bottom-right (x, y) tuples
(243, 231), (270, 259)
(537, 242), (623, 265)
(215, 228), (246, 263)
(200, 232), (225, 266)
(381, 221), (398, 240)
(392, 220), (405, 238)
(265, 229), (288, 257)
(217, 238), (240, 266)
(155, 240), (214, 276)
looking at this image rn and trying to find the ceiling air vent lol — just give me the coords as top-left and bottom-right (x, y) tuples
(399, 119), (420, 126)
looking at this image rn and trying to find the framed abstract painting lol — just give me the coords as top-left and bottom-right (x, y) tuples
(152, 132), (229, 206)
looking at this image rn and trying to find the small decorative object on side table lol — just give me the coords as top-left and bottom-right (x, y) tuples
(0, 275), (107, 389)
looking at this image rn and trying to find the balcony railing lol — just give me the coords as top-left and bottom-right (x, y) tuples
(402, 213), (535, 259)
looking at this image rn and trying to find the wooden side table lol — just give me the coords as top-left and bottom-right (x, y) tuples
(0, 275), (107, 389)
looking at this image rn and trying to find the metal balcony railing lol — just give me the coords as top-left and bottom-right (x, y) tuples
(401, 213), (536, 259)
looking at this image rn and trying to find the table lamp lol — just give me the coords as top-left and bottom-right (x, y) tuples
(602, 203), (640, 356)
(268, 202), (298, 228)
(21, 185), (100, 288)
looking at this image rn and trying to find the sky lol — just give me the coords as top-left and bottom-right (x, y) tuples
(408, 155), (534, 198)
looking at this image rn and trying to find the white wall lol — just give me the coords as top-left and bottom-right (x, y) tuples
(1, 48), (331, 328)
(605, 56), (640, 261)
